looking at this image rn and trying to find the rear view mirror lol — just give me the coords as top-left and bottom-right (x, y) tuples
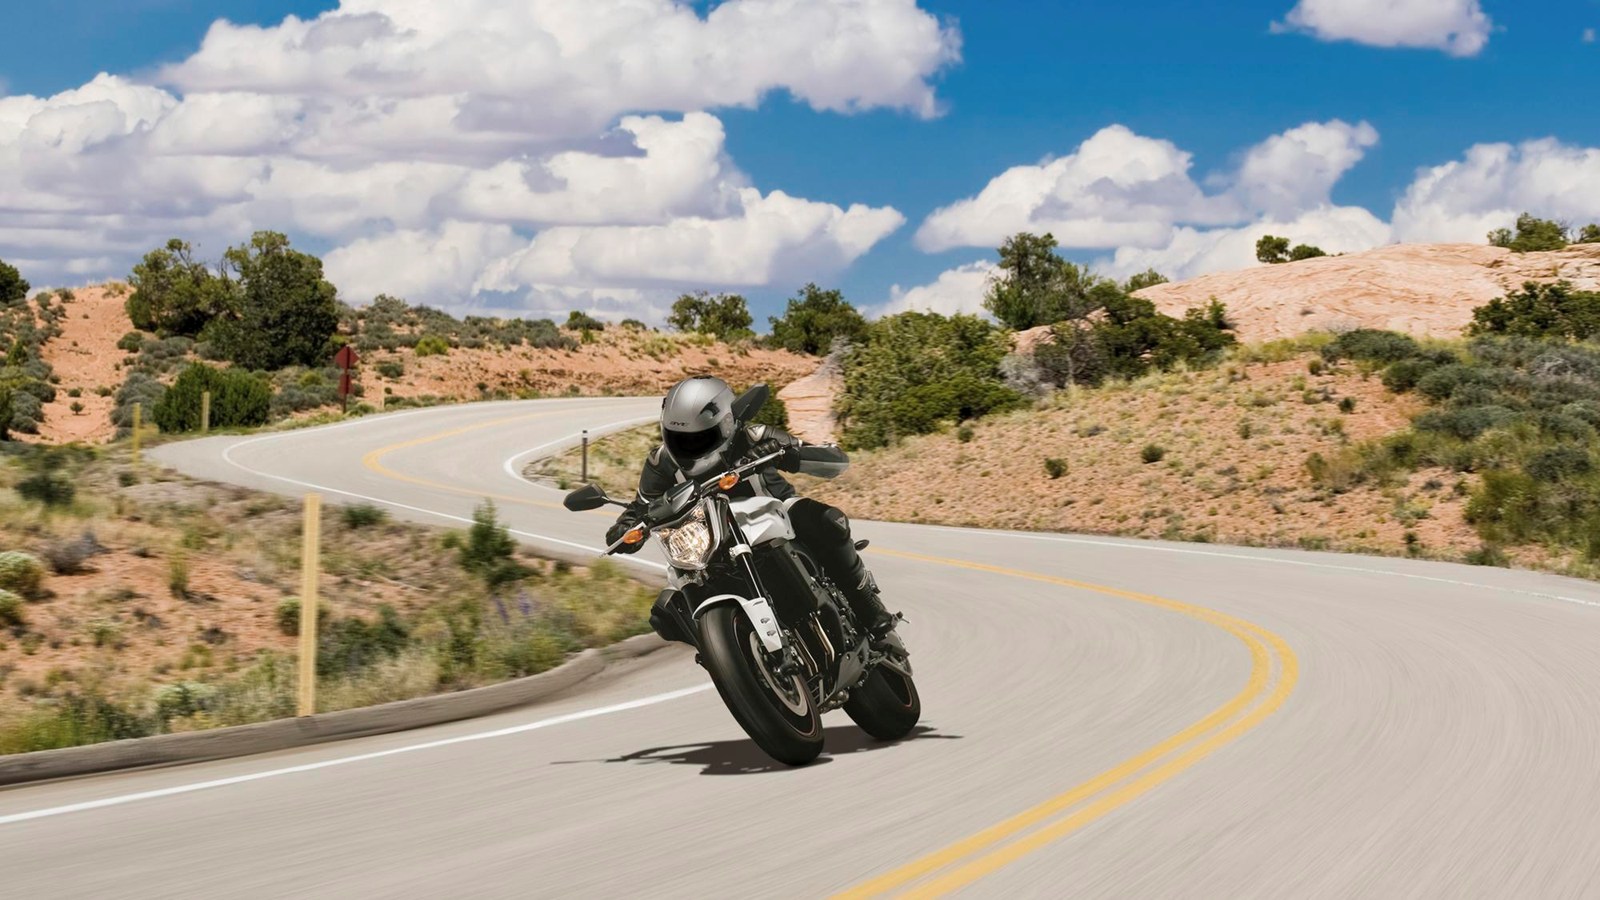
(563, 483), (612, 512)
(732, 383), (770, 422)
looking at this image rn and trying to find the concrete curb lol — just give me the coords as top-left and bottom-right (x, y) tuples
(0, 633), (670, 787)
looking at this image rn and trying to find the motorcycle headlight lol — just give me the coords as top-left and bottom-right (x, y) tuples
(657, 504), (715, 569)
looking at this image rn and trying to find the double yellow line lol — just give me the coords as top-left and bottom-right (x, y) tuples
(836, 548), (1298, 898)
(360, 412), (1299, 896)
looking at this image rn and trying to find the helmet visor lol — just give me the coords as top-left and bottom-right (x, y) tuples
(664, 425), (723, 466)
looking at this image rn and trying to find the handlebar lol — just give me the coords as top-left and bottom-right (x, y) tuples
(601, 450), (784, 554)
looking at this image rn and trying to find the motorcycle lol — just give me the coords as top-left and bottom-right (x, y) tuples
(562, 386), (920, 765)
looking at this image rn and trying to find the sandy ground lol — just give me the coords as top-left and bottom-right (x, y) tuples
(36, 285), (132, 444)
(803, 355), (1513, 564)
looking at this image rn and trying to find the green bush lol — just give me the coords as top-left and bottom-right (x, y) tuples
(1487, 213), (1571, 253)
(1321, 329), (1421, 364)
(111, 371), (166, 436)
(1467, 281), (1600, 341)
(1141, 444), (1166, 464)
(767, 284), (868, 355)
(0, 690), (155, 753)
(340, 503), (388, 529)
(0, 257), (27, 307)
(459, 501), (526, 588)
(0, 551), (45, 598)
(153, 364), (270, 432)
(375, 359), (404, 379)
(668, 292), (753, 342)
(0, 589), (25, 627)
(1525, 446), (1592, 483)
(565, 311), (605, 332)
(1044, 457), (1067, 479)
(838, 311), (1021, 449)
(317, 605), (410, 677)
(414, 335), (450, 357)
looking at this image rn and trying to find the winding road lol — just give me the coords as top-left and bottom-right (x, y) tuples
(5, 397), (1600, 897)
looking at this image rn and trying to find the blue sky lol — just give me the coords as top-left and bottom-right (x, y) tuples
(2, 0), (1598, 324)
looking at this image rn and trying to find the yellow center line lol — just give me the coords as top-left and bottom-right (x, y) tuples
(837, 548), (1298, 898)
(360, 411), (610, 517)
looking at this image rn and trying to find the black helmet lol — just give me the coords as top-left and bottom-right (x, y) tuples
(660, 375), (738, 478)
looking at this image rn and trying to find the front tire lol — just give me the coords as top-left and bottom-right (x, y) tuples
(844, 663), (921, 741)
(698, 604), (823, 766)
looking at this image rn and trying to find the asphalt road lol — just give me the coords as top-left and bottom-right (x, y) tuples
(5, 397), (1600, 898)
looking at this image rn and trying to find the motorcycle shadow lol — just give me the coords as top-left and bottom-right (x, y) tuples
(566, 725), (960, 776)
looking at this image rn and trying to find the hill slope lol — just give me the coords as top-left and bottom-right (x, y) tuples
(1135, 242), (1600, 343)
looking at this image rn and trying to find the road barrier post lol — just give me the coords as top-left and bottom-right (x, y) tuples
(201, 390), (211, 435)
(298, 493), (322, 717)
(131, 402), (142, 466)
(581, 430), (589, 483)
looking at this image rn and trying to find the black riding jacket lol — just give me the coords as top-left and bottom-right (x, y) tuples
(620, 424), (803, 524)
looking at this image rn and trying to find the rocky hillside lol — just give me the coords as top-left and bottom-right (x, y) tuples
(1135, 242), (1600, 343)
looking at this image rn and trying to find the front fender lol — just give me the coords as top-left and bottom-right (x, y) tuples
(692, 593), (784, 653)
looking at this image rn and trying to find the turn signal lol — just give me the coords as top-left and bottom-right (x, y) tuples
(623, 526), (646, 545)
(717, 472), (740, 491)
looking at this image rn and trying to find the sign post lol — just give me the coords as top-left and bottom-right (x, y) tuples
(200, 390), (211, 435)
(333, 345), (359, 414)
(298, 492), (322, 717)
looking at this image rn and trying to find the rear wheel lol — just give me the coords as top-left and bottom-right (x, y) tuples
(698, 604), (823, 765)
(844, 662), (921, 741)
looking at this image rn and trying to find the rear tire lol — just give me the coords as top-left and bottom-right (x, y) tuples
(698, 604), (823, 766)
(844, 664), (921, 741)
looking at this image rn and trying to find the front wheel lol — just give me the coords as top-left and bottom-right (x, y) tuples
(698, 604), (823, 765)
(844, 663), (921, 741)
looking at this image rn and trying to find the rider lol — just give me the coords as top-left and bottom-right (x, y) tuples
(608, 375), (898, 645)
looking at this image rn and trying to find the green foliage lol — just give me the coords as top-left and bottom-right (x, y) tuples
(1467, 281), (1600, 340)
(1338, 396), (1357, 413)
(734, 388), (788, 429)
(318, 606), (410, 677)
(414, 335), (450, 357)
(838, 312), (1021, 449)
(1123, 269), (1169, 293)
(207, 231), (341, 370)
(767, 283), (868, 355)
(111, 371), (165, 437)
(957, 425), (974, 443)
(983, 232), (1106, 330)
(459, 501), (526, 588)
(1487, 213), (1571, 252)
(1256, 235), (1291, 264)
(0, 258), (27, 307)
(565, 310), (605, 331)
(1320, 329), (1422, 364)
(153, 364), (270, 433)
(668, 291), (753, 341)
(375, 359), (404, 379)
(1289, 243), (1328, 261)
(1578, 224), (1600, 244)
(620, 318), (649, 330)
(1141, 444), (1166, 464)
(1091, 296), (1235, 382)
(340, 503), (388, 529)
(14, 450), (75, 507)
(126, 239), (232, 336)
(0, 589), (24, 627)
(0, 552), (45, 598)
(0, 689), (155, 753)
(1043, 457), (1067, 479)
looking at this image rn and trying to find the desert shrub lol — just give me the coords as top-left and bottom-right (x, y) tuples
(116, 331), (145, 352)
(957, 425), (974, 443)
(668, 291), (753, 341)
(153, 364), (271, 432)
(41, 532), (104, 575)
(1338, 396), (1357, 413)
(317, 606), (411, 677)
(340, 503), (388, 529)
(111, 371), (166, 436)
(0, 257), (27, 307)
(458, 501), (526, 588)
(0, 589), (24, 627)
(375, 359), (404, 379)
(1524, 446), (1593, 483)
(1467, 281), (1600, 341)
(414, 334), (450, 357)
(14, 451), (75, 507)
(0, 690), (155, 753)
(1044, 457), (1067, 479)
(620, 318), (648, 330)
(1321, 329), (1421, 364)
(1141, 444), (1166, 464)
(273, 596), (330, 636)
(0, 551), (45, 598)
(1487, 213), (1571, 253)
(767, 284), (868, 356)
(565, 310), (605, 332)
(838, 311), (1022, 449)
(204, 231), (340, 370)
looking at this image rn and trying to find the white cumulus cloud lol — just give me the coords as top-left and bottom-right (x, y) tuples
(1392, 138), (1600, 243)
(0, 0), (955, 316)
(1273, 0), (1493, 57)
(876, 260), (998, 317)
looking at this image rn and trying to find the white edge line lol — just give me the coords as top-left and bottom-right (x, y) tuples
(0, 685), (711, 826)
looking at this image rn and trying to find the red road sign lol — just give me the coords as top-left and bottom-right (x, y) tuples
(333, 345), (359, 370)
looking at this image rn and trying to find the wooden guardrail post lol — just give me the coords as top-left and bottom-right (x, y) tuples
(581, 429), (589, 483)
(298, 493), (322, 717)
(201, 390), (211, 434)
